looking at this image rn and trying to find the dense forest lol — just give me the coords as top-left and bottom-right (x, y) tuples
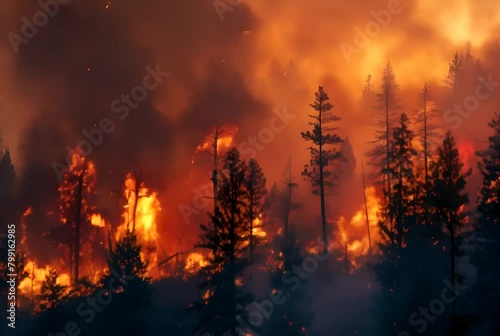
(1, 0), (500, 335)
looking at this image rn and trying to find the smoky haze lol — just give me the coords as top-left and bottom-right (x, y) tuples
(0, 0), (499, 333)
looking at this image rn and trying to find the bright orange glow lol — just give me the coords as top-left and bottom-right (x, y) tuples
(90, 213), (105, 227)
(19, 260), (71, 302)
(195, 124), (238, 155)
(184, 252), (209, 274)
(458, 139), (475, 172)
(115, 174), (162, 279)
(252, 216), (267, 239)
(332, 187), (383, 263)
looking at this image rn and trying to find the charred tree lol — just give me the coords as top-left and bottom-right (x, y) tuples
(361, 163), (372, 255)
(57, 152), (96, 286)
(74, 170), (84, 285)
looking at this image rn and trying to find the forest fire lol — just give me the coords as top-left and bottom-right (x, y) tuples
(2, 1), (500, 335)
(18, 261), (71, 307)
(195, 124), (239, 155)
(334, 186), (382, 258)
(115, 174), (163, 278)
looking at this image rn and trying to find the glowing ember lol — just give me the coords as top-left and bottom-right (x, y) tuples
(252, 216), (267, 239)
(184, 252), (209, 273)
(90, 213), (106, 227)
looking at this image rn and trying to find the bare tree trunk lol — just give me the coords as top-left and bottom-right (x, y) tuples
(69, 243), (73, 285)
(284, 157), (292, 240)
(249, 195), (254, 264)
(107, 228), (113, 259)
(385, 87), (392, 204)
(74, 170), (84, 285)
(212, 127), (221, 212)
(423, 86), (429, 186)
(422, 85), (430, 227)
(319, 107), (328, 255)
(132, 172), (141, 233)
(362, 163), (372, 255)
(31, 263), (34, 313)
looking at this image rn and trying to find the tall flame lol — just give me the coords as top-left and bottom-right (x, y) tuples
(115, 174), (162, 279)
(333, 186), (382, 261)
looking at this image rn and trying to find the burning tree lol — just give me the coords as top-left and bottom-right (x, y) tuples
(472, 113), (500, 333)
(57, 151), (97, 286)
(115, 173), (162, 279)
(38, 269), (68, 311)
(194, 124), (238, 212)
(301, 86), (342, 254)
(193, 148), (254, 336)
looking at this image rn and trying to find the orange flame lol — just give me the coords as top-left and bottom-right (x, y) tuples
(90, 213), (105, 227)
(19, 260), (71, 303)
(194, 124), (239, 159)
(115, 174), (162, 279)
(332, 186), (382, 262)
(184, 252), (210, 274)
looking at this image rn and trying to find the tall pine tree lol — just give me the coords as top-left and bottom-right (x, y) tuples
(194, 148), (253, 336)
(367, 61), (402, 205)
(473, 114), (500, 333)
(245, 158), (267, 264)
(301, 86), (342, 254)
(429, 131), (471, 329)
